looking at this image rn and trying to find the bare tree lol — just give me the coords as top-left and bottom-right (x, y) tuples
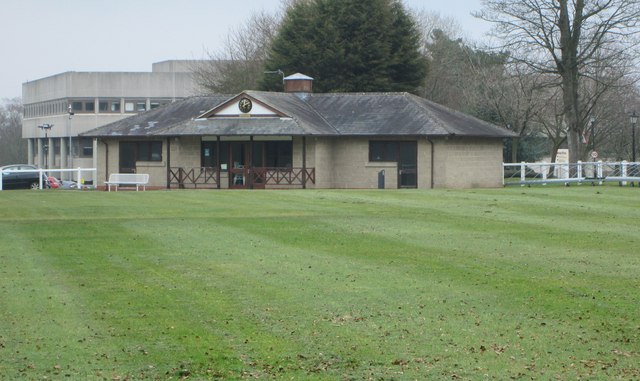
(0, 98), (26, 165)
(412, 9), (464, 50)
(469, 60), (554, 162)
(478, 0), (640, 164)
(192, 10), (281, 94)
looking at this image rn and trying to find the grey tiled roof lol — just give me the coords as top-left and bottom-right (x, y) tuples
(82, 91), (516, 138)
(82, 96), (231, 137)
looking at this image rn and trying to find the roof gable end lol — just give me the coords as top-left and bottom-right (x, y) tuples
(197, 93), (289, 119)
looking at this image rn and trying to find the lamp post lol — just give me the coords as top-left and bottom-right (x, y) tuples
(38, 123), (53, 169)
(631, 112), (638, 163)
(589, 116), (597, 153)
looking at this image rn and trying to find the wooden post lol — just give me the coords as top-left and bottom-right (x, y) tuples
(302, 136), (307, 189)
(166, 137), (171, 189)
(216, 136), (221, 189)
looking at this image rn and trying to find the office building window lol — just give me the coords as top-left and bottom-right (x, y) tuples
(124, 100), (146, 113)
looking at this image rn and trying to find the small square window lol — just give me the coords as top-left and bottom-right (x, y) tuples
(111, 102), (121, 112)
(72, 101), (83, 112)
(99, 101), (109, 112)
(85, 102), (95, 112)
(125, 102), (135, 112)
(136, 102), (146, 112)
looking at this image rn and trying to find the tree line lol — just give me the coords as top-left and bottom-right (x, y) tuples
(193, 0), (640, 163)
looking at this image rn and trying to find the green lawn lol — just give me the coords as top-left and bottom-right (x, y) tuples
(0, 187), (639, 380)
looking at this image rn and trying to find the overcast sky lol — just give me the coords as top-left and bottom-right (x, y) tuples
(1, 0), (491, 101)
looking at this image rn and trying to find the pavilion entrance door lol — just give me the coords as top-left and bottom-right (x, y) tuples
(398, 142), (417, 188)
(228, 142), (248, 188)
(119, 142), (137, 173)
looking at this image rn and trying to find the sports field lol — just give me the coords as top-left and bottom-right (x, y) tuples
(0, 188), (638, 380)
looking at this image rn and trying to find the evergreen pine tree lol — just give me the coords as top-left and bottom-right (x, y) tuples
(261, 0), (426, 93)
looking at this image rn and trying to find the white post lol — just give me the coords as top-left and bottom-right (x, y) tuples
(621, 161), (628, 186)
(597, 161), (603, 184)
(60, 138), (67, 180)
(577, 160), (583, 178)
(77, 167), (82, 191)
(542, 164), (548, 185)
(520, 161), (526, 185)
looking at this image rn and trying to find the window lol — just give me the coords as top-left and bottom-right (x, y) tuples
(77, 138), (93, 158)
(72, 101), (83, 113)
(265, 141), (293, 167)
(124, 100), (146, 113)
(150, 99), (170, 110)
(97, 100), (121, 113)
(70, 100), (97, 113)
(369, 141), (398, 162)
(135, 141), (162, 161)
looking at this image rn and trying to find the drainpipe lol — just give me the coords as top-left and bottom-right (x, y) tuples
(166, 137), (171, 189)
(427, 136), (435, 189)
(249, 136), (254, 189)
(302, 136), (307, 189)
(100, 139), (109, 185)
(216, 136), (221, 189)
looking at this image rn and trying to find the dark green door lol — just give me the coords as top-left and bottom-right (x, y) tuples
(119, 142), (136, 173)
(398, 142), (417, 188)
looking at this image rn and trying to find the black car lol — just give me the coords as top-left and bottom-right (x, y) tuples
(0, 164), (48, 190)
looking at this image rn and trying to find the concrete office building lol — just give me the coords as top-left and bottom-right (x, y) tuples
(21, 60), (200, 181)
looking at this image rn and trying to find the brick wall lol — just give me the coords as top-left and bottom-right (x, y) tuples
(433, 137), (504, 188)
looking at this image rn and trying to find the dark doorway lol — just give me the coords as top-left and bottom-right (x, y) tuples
(201, 141), (216, 168)
(119, 142), (137, 173)
(398, 142), (417, 188)
(229, 142), (248, 188)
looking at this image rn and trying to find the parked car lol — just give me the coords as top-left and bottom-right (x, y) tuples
(0, 164), (49, 190)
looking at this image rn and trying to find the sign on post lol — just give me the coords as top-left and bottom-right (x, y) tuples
(554, 149), (569, 179)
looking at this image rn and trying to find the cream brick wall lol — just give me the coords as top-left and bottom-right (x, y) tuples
(170, 136), (200, 168)
(433, 137), (504, 188)
(96, 138), (171, 188)
(313, 137), (398, 189)
(93, 135), (505, 190)
(310, 137), (335, 188)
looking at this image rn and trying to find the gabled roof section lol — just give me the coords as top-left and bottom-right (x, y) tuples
(197, 92), (288, 118)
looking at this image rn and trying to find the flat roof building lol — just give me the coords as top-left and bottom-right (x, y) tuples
(22, 60), (201, 178)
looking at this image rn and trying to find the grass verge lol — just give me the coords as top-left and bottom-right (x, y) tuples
(0, 187), (639, 380)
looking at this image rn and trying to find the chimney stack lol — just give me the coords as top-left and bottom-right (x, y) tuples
(283, 73), (313, 94)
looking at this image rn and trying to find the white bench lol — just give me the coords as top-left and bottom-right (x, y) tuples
(105, 173), (149, 191)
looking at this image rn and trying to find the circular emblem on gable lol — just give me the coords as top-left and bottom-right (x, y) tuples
(238, 97), (253, 113)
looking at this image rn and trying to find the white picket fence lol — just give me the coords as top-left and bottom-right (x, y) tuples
(504, 161), (640, 186)
(0, 167), (97, 191)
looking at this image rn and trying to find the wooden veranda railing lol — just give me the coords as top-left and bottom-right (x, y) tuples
(252, 167), (316, 186)
(169, 167), (219, 189)
(169, 167), (315, 189)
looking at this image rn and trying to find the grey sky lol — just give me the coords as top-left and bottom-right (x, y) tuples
(1, 0), (490, 101)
